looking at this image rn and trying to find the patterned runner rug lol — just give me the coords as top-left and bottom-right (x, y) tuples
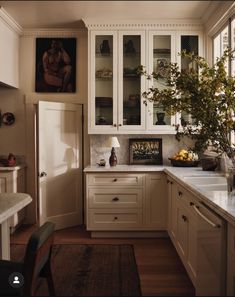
(11, 244), (142, 296)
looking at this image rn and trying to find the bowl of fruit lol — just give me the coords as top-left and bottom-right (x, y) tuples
(169, 149), (199, 167)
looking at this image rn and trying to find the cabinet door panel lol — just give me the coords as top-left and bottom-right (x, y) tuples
(118, 31), (146, 131)
(90, 31), (118, 133)
(147, 31), (176, 133)
(145, 173), (166, 229)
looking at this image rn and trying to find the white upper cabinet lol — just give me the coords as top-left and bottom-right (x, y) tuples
(89, 30), (146, 134)
(85, 20), (204, 134)
(0, 8), (21, 88)
(147, 31), (177, 134)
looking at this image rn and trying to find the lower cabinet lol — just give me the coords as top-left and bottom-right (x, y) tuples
(227, 223), (235, 296)
(167, 176), (226, 296)
(85, 172), (166, 231)
(0, 168), (26, 231)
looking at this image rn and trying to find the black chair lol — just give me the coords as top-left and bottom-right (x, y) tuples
(0, 222), (56, 296)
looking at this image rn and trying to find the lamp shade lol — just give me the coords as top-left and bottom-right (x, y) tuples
(107, 136), (120, 148)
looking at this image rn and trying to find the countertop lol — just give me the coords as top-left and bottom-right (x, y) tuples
(84, 164), (235, 225)
(0, 164), (26, 171)
(0, 193), (32, 224)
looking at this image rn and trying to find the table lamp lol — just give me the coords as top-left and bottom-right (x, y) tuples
(107, 136), (120, 166)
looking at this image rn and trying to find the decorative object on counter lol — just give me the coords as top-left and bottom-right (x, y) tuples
(169, 149), (199, 167)
(201, 157), (218, 171)
(107, 137), (120, 166)
(129, 138), (162, 165)
(0, 153), (16, 167)
(139, 49), (235, 181)
(155, 112), (166, 125)
(100, 40), (110, 55)
(124, 40), (135, 54)
(97, 159), (106, 166)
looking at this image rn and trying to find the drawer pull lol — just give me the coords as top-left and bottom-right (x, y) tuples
(182, 215), (187, 222)
(113, 178), (117, 182)
(112, 197), (119, 202)
(178, 191), (183, 197)
(190, 202), (194, 206)
(114, 216), (118, 221)
(192, 205), (220, 228)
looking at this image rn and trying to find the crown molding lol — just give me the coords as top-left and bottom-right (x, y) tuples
(0, 6), (23, 35)
(22, 28), (87, 37)
(205, 2), (235, 36)
(83, 18), (203, 31)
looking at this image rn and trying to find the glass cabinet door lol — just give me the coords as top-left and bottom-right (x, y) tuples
(179, 34), (201, 126)
(90, 32), (117, 132)
(118, 31), (146, 131)
(147, 31), (176, 132)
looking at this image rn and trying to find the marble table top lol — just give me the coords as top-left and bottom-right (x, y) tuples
(0, 193), (32, 224)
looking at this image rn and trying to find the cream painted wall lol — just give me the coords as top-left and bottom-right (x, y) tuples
(20, 29), (89, 223)
(0, 28), (89, 223)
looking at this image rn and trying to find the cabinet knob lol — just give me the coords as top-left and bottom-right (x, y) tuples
(190, 202), (194, 206)
(113, 124), (117, 127)
(178, 191), (183, 197)
(171, 181), (173, 184)
(112, 197), (119, 202)
(182, 215), (187, 222)
(114, 216), (118, 221)
(118, 124), (122, 126)
(113, 178), (117, 182)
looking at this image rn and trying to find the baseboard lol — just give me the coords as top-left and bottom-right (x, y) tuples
(91, 230), (169, 238)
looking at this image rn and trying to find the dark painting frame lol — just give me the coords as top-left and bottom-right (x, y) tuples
(35, 38), (76, 92)
(129, 138), (163, 165)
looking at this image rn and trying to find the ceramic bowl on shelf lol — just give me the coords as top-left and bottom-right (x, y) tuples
(168, 158), (199, 167)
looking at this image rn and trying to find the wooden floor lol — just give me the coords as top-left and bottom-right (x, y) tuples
(11, 225), (195, 296)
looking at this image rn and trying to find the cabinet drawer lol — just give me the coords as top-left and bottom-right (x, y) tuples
(87, 173), (143, 186)
(88, 188), (142, 208)
(87, 209), (142, 230)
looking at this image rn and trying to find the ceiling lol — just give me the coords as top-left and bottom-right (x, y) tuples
(0, 1), (228, 29)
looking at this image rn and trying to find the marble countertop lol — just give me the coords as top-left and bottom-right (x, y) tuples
(84, 164), (235, 225)
(0, 193), (32, 224)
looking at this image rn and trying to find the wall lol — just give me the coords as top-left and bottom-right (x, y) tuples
(90, 134), (194, 166)
(0, 27), (89, 223)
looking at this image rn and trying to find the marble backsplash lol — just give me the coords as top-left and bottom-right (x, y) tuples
(90, 134), (195, 166)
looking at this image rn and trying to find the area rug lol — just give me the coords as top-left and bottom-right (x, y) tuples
(10, 244), (142, 296)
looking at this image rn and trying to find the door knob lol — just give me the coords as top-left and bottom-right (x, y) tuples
(39, 171), (47, 178)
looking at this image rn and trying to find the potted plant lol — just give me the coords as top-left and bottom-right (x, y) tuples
(139, 49), (235, 163)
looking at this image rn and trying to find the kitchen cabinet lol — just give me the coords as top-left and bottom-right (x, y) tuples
(89, 30), (146, 134)
(227, 223), (235, 296)
(167, 176), (226, 295)
(85, 172), (166, 232)
(0, 167), (26, 232)
(85, 20), (204, 134)
(0, 8), (20, 88)
(145, 173), (167, 229)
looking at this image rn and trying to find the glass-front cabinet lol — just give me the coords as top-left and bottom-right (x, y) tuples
(87, 24), (203, 134)
(90, 31), (118, 132)
(147, 31), (176, 133)
(89, 30), (145, 133)
(177, 33), (203, 126)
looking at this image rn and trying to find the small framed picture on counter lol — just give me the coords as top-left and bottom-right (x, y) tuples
(129, 138), (163, 165)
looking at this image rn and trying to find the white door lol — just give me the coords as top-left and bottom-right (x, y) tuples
(38, 101), (83, 230)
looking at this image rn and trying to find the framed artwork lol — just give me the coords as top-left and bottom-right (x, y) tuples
(129, 138), (163, 165)
(35, 38), (76, 92)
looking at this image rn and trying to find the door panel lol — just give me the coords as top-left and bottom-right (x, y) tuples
(38, 101), (83, 230)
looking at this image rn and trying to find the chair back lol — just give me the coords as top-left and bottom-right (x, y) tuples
(23, 222), (55, 295)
